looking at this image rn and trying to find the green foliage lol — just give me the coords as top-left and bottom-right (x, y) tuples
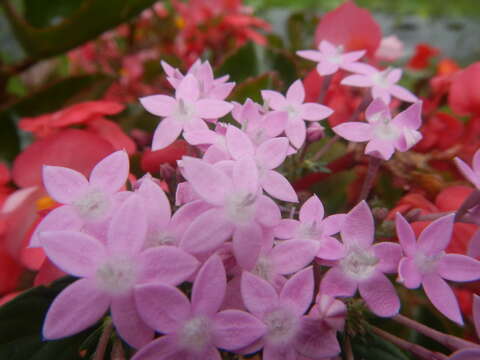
(351, 332), (411, 360)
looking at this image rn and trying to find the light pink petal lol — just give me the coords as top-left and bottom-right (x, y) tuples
(320, 267), (357, 297)
(225, 125), (255, 160)
(455, 157), (480, 189)
(437, 254), (480, 282)
(263, 344), (296, 360)
(255, 195), (281, 227)
(169, 200), (213, 239)
(111, 292), (153, 348)
(107, 195), (147, 254)
(341, 74), (373, 87)
(391, 102), (422, 130)
(30, 205), (82, 247)
(196, 99), (233, 119)
(296, 50), (323, 62)
(183, 117), (208, 133)
(211, 82), (235, 100)
(261, 170), (298, 203)
(365, 138), (395, 160)
(176, 74), (200, 101)
(341, 201), (374, 248)
(233, 223), (263, 270)
(319, 40), (337, 55)
(422, 273), (463, 325)
(316, 236), (346, 260)
(40, 230), (106, 277)
(322, 214), (345, 235)
(285, 120), (306, 149)
(89, 150), (129, 193)
(181, 208), (233, 254)
(233, 157), (259, 195)
(138, 176), (171, 230)
(255, 137), (289, 170)
(389, 84), (418, 103)
(316, 61), (339, 76)
(286, 80), (305, 104)
(135, 283), (190, 333)
(295, 318), (341, 359)
(474, 294), (480, 338)
(181, 156), (231, 206)
(42, 166), (88, 204)
(241, 271), (278, 317)
(373, 242), (402, 274)
(280, 266), (314, 316)
(359, 271), (400, 317)
(264, 111), (288, 137)
(387, 68), (402, 84)
(417, 214), (455, 255)
(371, 87), (391, 104)
(395, 213), (417, 257)
(183, 129), (217, 145)
(192, 254), (226, 316)
(299, 195), (324, 223)
(261, 90), (287, 110)
(468, 229), (480, 258)
(341, 50), (366, 63)
(333, 122), (371, 142)
(271, 240), (317, 275)
(213, 310), (267, 351)
(398, 257), (422, 289)
(138, 246), (199, 285)
(473, 149), (480, 174)
(43, 278), (110, 339)
(301, 103), (333, 121)
(274, 219), (300, 239)
(365, 98), (391, 122)
(152, 117), (183, 151)
(449, 349), (480, 360)
(130, 335), (185, 360)
(140, 95), (176, 117)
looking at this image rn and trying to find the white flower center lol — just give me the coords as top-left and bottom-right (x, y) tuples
(372, 68), (392, 88)
(284, 104), (300, 120)
(297, 222), (321, 241)
(415, 252), (444, 274)
(73, 188), (111, 221)
(146, 230), (177, 248)
(178, 316), (211, 353)
(225, 192), (257, 224)
(341, 246), (378, 280)
(176, 99), (196, 122)
(253, 256), (274, 281)
(372, 117), (400, 141)
(95, 257), (137, 295)
(264, 307), (299, 344)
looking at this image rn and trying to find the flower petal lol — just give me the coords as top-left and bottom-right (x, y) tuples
(261, 170), (298, 203)
(233, 157), (259, 195)
(295, 318), (341, 359)
(316, 236), (346, 260)
(255, 137), (289, 170)
(42, 166), (88, 204)
(359, 271), (400, 317)
(372, 242), (402, 274)
(417, 214), (454, 255)
(437, 254), (480, 282)
(241, 271), (278, 317)
(340, 201), (374, 248)
(455, 157), (480, 189)
(398, 257), (422, 289)
(395, 213), (417, 257)
(271, 240), (317, 275)
(140, 95), (176, 117)
(130, 335), (185, 360)
(280, 266), (314, 316)
(320, 267), (357, 297)
(389, 85), (418, 103)
(274, 219), (299, 239)
(138, 176), (171, 231)
(285, 120), (306, 149)
(296, 50), (323, 62)
(333, 122), (371, 142)
(365, 98), (391, 122)
(317, 61), (339, 76)
(286, 80), (305, 104)
(196, 100), (233, 119)
(261, 90), (287, 110)
(299, 195), (324, 223)
(89, 150), (129, 193)
(301, 103), (333, 121)
(255, 195), (281, 227)
(391, 102), (422, 130)
(233, 223), (263, 270)
(340, 74), (373, 87)
(177, 74), (200, 101)
(152, 117), (183, 151)
(225, 125), (255, 160)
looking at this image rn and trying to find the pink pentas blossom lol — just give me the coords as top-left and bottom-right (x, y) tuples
(449, 295), (480, 359)
(140, 74), (233, 150)
(333, 98), (423, 160)
(275, 195), (346, 261)
(297, 40), (366, 76)
(320, 201), (402, 317)
(341, 63), (418, 104)
(179, 156), (281, 270)
(375, 35), (404, 62)
(240, 267), (342, 359)
(396, 213), (480, 325)
(39, 195), (200, 348)
(132, 255), (266, 360)
(262, 80), (334, 148)
(30, 150), (130, 247)
(454, 148), (480, 189)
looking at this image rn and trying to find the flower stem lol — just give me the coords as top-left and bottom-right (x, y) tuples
(344, 335), (354, 360)
(358, 156), (382, 202)
(393, 314), (480, 351)
(318, 74), (333, 104)
(371, 326), (448, 360)
(93, 318), (113, 360)
(312, 134), (340, 161)
(111, 337), (126, 360)
(455, 189), (480, 222)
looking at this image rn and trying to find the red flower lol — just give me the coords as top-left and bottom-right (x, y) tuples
(449, 62), (480, 116)
(407, 43), (439, 70)
(415, 112), (464, 152)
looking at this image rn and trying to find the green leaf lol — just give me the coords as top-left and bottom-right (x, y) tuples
(216, 42), (260, 83)
(0, 276), (99, 360)
(24, 0), (84, 28)
(351, 332), (411, 360)
(229, 72), (279, 103)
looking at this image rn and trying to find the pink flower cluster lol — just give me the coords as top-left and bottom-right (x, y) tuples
(31, 57), (480, 359)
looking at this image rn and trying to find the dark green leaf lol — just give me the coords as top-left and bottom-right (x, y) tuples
(229, 72), (279, 103)
(351, 332), (411, 360)
(216, 42), (260, 83)
(24, 0), (84, 28)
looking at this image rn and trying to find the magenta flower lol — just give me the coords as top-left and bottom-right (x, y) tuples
(140, 74), (233, 150)
(341, 64), (418, 104)
(39, 195), (200, 348)
(241, 267), (341, 359)
(333, 98), (423, 160)
(30, 150), (130, 246)
(454, 148), (480, 189)
(396, 213), (480, 324)
(449, 295), (480, 359)
(320, 201), (402, 317)
(133, 255), (266, 360)
(297, 40), (366, 76)
(274, 195), (346, 260)
(262, 80), (334, 148)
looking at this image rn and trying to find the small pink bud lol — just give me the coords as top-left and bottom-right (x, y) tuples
(307, 122), (325, 142)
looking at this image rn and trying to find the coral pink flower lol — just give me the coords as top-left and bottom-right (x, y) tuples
(133, 255), (266, 360)
(375, 35), (404, 62)
(297, 40), (365, 76)
(333, 99), (423, 160)
(40, 195), (199, 348)
(341, 64), (418, 104)
(320, 201), (402, 317)
(449, 62), (480, 116)
(396, 213), (480, 324)
(455, 148), (480, 189)
(262, 80), (333, 148)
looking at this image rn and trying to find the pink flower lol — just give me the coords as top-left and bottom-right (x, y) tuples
(40, 195), (199, 348)
(132, 255), (266, 359)
(333, 99), (423, 160)
(454, 148), (480, 189)
(341, 64), (418, 104)
(275, 195), (346, 260)
(180, 156), (280, 269)
(241, 267), (341, 359)
(396, 213), (480, 324)
(30, 150), (130, 246)
(140, 74), (233, 150)
(449, 295), (480, 359)
(320, 201), (402, 317)
(297, 40), (365, 76)
(262, 80), (333, 148)
(375, 35), (404, 62)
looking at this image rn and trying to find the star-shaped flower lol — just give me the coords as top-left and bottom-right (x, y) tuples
(454, 148), (480, 189)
